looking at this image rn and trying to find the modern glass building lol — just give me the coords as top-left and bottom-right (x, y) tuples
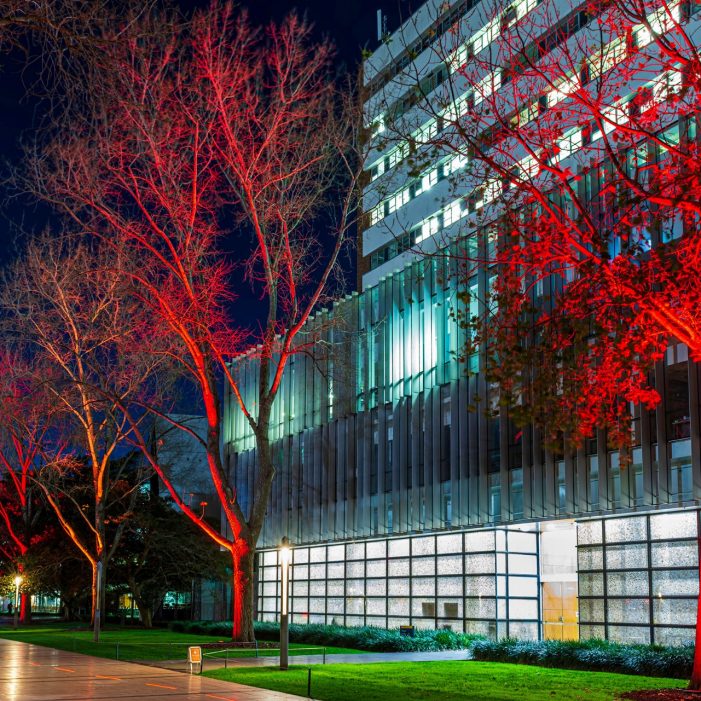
(223, 0), (701, 645)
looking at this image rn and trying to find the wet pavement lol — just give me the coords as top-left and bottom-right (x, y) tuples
(0, 638), (304, 701)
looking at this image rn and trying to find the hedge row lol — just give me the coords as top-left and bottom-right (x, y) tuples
(471, 637), (693, 679)
(169, 620), (480, 653)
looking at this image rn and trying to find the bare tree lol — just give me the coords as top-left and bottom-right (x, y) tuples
(31, 4), (362, 640)
(1, 232), (165, 641)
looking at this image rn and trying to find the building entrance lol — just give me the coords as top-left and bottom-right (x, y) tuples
(540, 521), (579, 640)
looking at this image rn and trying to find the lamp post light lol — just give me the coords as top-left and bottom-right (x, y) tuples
(13, 575), (22, 629)
(279, 537), (291, 670)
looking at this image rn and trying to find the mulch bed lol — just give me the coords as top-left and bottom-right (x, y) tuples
(620, 690), (701, 700)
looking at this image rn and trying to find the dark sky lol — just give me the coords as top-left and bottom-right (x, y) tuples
(0, 0), (413, 262)
(0, 0), (423, 329)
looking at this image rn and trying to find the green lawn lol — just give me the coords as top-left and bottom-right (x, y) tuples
(0, 624), (360, 661)
(204, 660), (687, 701)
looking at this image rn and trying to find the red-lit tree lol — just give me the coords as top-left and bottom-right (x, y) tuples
(34, 5), (361, 640)
(371, 0), (701, 684)
(0, 355), (61, 623)
(1, 233), (163, 640)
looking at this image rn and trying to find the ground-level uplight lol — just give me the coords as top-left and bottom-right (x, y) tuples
(13, 575), (22, 629)
(279, 537), (291, 670)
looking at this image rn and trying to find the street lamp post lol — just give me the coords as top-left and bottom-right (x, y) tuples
(13, 576), (22, 629)
(279, 537), (291, 670)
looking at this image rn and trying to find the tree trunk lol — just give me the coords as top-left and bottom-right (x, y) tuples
(232, 542), (255, 642)
(19, 592), (30, 624)
(135, 601), (153, 628)
(689, 536), (701, 689)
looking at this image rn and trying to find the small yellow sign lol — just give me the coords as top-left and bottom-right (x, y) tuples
(188, 646), (202, 664)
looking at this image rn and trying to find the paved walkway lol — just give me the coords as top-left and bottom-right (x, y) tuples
(153, 649), (470, 673)
(0, 638), (304, 701)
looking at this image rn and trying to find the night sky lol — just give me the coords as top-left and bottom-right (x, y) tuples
(0, 0), (414, 265)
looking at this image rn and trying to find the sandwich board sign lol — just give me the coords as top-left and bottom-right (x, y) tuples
(188, 646), (202, 674)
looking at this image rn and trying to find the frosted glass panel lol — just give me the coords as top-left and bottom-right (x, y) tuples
(366, 599), (386, 615)
(509, 622), (538, 640)
(327, 598), (344, 613)
(367, 541), (386, 559)
(327, 563), (344, 579)
(294, 548), (309, 564)
(413, 537), (435, 556)
(465, 597), (496, 617)
(509, 599), (538, 620)
(608, 625), (649, 644)
(438, 576), (462, 596)
(263, 550), (278, 566)
(309, 564), (326, 579)
(262, 597), (277, 611)
(389, 538), (410, 557)
(263, 582), (277, 596)
(346, 579), (365, 597)
(651, 541), (697, 568)
(438, 599), (463, 618)
(366, 560), (387, 577)
(309, 597), (325, 612)
(310, 581), (325, 596)
(465, 530), (495, 551)
(650, 511), (696, 540)
(607, 571), (649, 596)
(579, 573), (604, 596)
(466, 553), (496, 573)
(465, 575), (495, 596)
(578, 547), (603, 570)
(605, 516), (646, 543)
(293, 564), (309, 580)
(437, 534), (463, 554)
(346, 542), (365, 560)
(655, 627), (694, 646)
(580, 624), (605, 640)
(652, 569), (698, 596)
(310, 547), (326, 563)
(579, 599), (604, 622)
(292, 598), (308, 613)
(388, 598), (410, 616)
(366, 579), (387, 596)
(605, 543), (647, 569)
(388, 579), (409, 596)
(508, 576), (538, 598)
(654, 598), (696, 626)
(391, 558), (411, 577)
(508, 554), (537, 575)
(412, 557), (435, 576)
(346, 561), (365, 578)
(413, 577), (436, 596)
(292, 581), (308, 597)
(607, 598), (649, 624)
(327, 580), (344, 596)
(327, 545), (344, 561)
(578, 520), (602, 545)
(508, 531), (536, 553)
(437, 555), (462, 575)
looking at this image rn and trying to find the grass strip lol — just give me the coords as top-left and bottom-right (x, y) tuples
(204, 660), (687, 701)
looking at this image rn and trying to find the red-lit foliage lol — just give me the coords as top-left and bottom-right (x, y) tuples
(375, 0), (701, 685)
(0, 355), (61, 622)
(33, 5), (360, 641)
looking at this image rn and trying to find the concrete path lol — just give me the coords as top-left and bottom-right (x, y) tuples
(153, 648), (471, 673)
(0, 638), (304, 701)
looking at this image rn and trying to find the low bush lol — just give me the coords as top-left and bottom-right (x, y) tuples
(471, 637), (693, 679)
(169, 620), (481, 653)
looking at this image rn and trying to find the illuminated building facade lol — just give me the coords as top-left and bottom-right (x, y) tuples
(224, 0), (701, 645)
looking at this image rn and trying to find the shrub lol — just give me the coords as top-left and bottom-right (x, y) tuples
(169, 620), (482, 653)
(471, 637), (693, 679)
